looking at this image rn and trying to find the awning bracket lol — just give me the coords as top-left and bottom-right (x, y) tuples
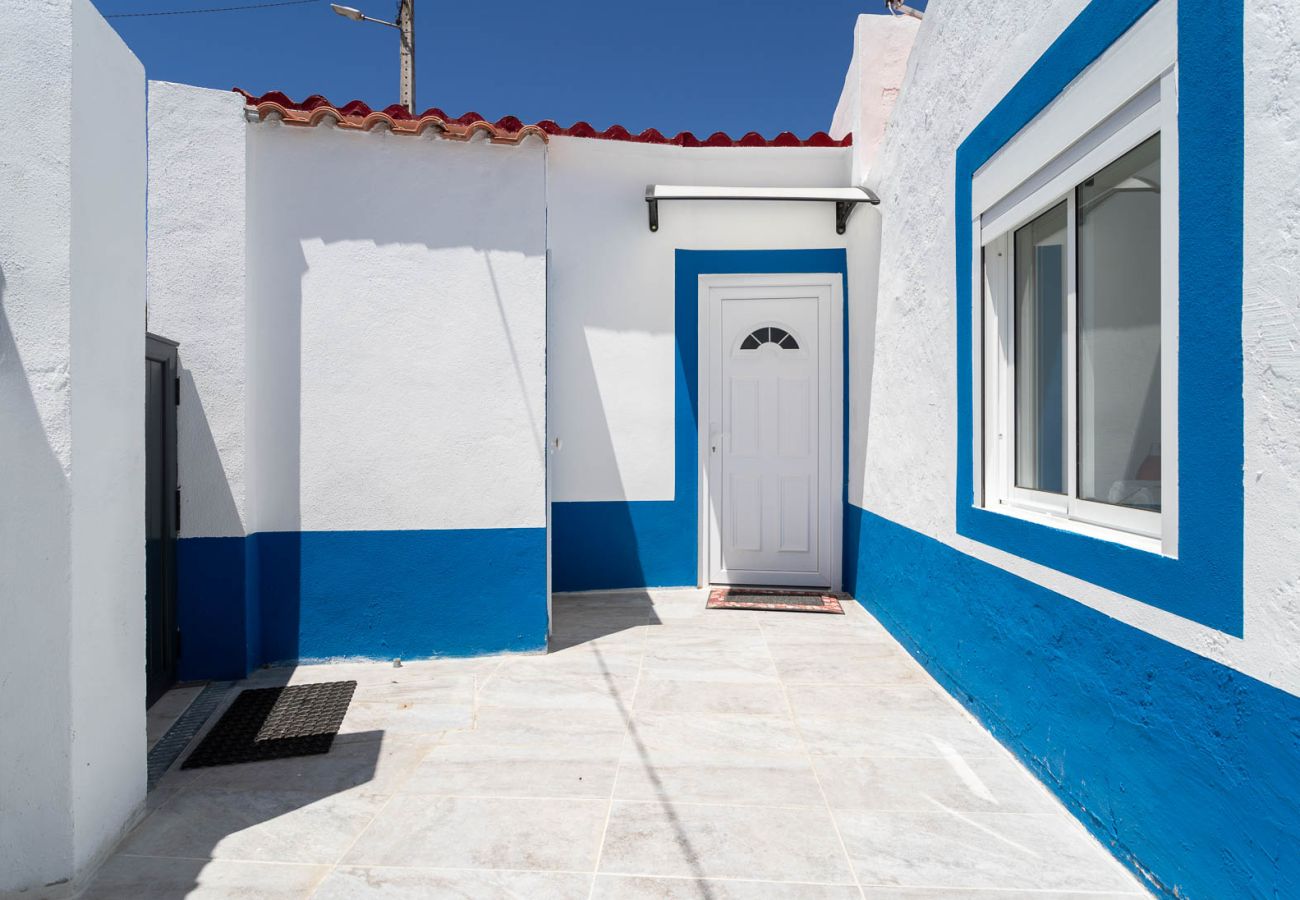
(835, 200), (856, 235)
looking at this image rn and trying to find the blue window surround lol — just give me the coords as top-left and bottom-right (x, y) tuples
(954, 0), (1243, 635)
(553, 249), (849, 592)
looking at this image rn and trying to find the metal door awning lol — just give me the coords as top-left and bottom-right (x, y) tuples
(644, 185), (880, 234)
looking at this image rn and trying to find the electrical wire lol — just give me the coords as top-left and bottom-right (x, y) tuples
(106, 0), (319, 19)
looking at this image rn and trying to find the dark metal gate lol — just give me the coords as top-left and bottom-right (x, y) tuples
(145, 334), (180, 708)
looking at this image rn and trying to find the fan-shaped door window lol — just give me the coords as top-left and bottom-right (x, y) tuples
(739, 326), (800, 351)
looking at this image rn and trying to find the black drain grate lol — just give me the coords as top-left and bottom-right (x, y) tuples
(148, 681), (234, 789)
(181, 680), (357, 769)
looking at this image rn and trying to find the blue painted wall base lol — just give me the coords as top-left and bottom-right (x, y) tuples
(845, 503), (1300, 899)
(551, 501), (692, 592)
(176, 527), (547, 678)
(177, 536), (249, 681)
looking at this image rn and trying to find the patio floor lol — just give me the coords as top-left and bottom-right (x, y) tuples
(86, 589), (1147, 898)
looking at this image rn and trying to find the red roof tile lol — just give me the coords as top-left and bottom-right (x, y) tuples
(235, 89), (852, 148)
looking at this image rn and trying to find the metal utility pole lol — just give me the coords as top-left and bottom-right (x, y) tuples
(885, 0), (923, 19)
(397, 0), (415, 114)
(331, 0), (417, 114)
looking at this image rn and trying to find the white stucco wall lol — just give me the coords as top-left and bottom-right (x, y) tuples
(245, 124), (548, 534)
(829, 13), (920, 186)
(147, 81), (248, 539)
(67, 0), (147, 877)
(546, 137), (867, 504)
(855, 0), (1300, 694)
(0, 0), (77, 889)
(0, 0), (146, 892)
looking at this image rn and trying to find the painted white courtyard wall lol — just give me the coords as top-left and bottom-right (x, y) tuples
(67, 0), (147, 879)
(0, 0), (76, 888)
(856, 0), (1300, 695)
(245, 125), (547, 534)
(0, 0), (146, 893)
(147, 81), (248, 540)
(546, 136), (862, 503)
(829, 13), (920, 186)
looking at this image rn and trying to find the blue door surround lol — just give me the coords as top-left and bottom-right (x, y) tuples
(953, 0), (1244, 634)
(552, 249), (850, 592)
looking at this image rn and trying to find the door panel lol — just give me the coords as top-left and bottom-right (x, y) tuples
(707, 286), (832, 586)
(777, 377), (810, 458)
(729, 473), (763, 552)
(729, 377), (761, 457)
(779, 475), (811, 552)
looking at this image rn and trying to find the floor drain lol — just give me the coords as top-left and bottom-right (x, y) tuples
(147, 681), (234, 789)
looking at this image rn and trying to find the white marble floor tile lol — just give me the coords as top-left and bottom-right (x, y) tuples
(82, 856), (327, 899)
(797, 713), (1005, 759)
(314, 866), (593, 899)
(476, 671), (639, 713)
(770, 647), (929, 685)
(439, 706), (630, 752)
(814, 754), (1063, 813)
(629, 712), (805, 756)
(598, 801), (856, 884)
(633, 680), (789, 715)
(614, 750), (825, 807)
(592, 875), (863, 899)
(342, 795), (608, 871)
(835, 808), (1142, 892)
(403, 742), (621, 799)
(119, 787), (388, 864)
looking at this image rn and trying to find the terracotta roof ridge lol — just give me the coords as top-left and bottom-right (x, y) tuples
(234, 89), (852, 148)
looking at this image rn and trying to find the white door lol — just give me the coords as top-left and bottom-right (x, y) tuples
(703, 277), (838, 588)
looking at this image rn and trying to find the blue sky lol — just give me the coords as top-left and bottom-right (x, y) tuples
(97, 0), (926, 138)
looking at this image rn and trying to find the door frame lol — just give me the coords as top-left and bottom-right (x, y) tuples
(697, 273), (844, 590)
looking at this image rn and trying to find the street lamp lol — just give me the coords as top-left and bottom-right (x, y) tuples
(331, 0), (416, 114)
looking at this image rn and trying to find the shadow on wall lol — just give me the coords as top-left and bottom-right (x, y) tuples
(177, 367), (243, 535)
(844, 205), (882, 519)
(175, 366), (249, 681)
(246, 227), (305, 669)
(550, 332), (649, 592)
(179, 130), (551, 677)
(0, 267), (76, 888)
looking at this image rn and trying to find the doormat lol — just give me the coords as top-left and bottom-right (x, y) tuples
(706, 588), (844, 614)
(181, 680), (357, 769)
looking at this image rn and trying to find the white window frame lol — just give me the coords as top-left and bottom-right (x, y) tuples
(971, 0), (1179, 557)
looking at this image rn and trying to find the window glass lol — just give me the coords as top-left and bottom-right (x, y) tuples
(1076, 134), (1162, 511)
(1014, 201), (1068, 494)
(740, 327), (799, 351)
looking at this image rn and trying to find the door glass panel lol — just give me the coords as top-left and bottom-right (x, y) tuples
(1077, 134), (1162, 511)
(1014, 201), (1067, 494)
